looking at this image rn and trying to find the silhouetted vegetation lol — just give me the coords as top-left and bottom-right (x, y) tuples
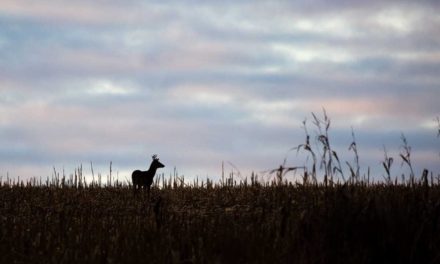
(1, 112), (439, 263)
(1, 178), (440, 264)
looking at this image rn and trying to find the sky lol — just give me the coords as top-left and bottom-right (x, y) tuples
(0, 0), (439, 183)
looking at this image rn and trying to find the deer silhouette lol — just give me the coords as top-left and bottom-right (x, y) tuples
(132, 154), (165, 195)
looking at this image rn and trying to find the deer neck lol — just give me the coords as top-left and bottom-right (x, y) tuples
(149, 163), (158, 174)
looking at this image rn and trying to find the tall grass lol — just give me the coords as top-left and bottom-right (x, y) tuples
(278, 110), (438, 186)
(1, 179), (440, 263)
(0, 111), (439, 263)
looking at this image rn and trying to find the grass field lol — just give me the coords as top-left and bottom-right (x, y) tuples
(1, 112), (438, 263)
(1, 178), (440, 264)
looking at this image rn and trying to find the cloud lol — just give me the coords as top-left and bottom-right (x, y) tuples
(0, 0), (170, 26)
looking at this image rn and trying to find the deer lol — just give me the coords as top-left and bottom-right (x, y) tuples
(132, 154), (165, 196)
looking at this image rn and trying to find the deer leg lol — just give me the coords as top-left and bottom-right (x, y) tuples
(133, 184), (138, 195)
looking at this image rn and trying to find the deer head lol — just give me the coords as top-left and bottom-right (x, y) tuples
(151, 154), (165, 168)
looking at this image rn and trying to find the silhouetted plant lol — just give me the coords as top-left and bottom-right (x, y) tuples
(311, 110), (344, 185)
(399, 134), (415, 183)
(382, 146), (393, 184)
(437, 116), (440, 138)
(346, 128), (360, 183)
(268, 158), (306, 186)
(292, 119), (318, 184)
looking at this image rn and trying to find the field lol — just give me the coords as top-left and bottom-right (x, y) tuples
(1, 113), (439, 263)
(1, 177), (440, 264)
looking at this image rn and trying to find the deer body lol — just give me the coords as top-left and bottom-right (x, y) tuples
(132, 155), (165, 194)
